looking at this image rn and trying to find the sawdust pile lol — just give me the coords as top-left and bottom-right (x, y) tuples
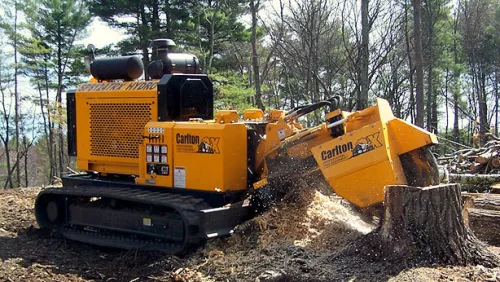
(2, 185), (500, 281)
(172, 173), (377, 281)
(0, 188), (40, 235)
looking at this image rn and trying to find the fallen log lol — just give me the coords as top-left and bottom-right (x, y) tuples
(469, 194), (500, 211)
(491, 183), (500, 194)
(485, 139), (500, 147)
(449, 174), (500, 192)
(475, 151), (497, 165)
(462, 193), (500, 245)
(470, 162), (485, 173)
(484, 133), (500, 142)
(437, 156), (455, 161)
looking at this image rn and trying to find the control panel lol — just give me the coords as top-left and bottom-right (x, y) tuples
(136, 122), (174, 187)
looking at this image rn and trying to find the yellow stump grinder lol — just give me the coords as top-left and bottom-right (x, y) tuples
(35, 39), (439, 254)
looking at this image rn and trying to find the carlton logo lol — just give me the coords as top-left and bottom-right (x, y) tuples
(176, 133), (220, 154)
(176, 133), (199, 144)
(321, 142), (354, 160)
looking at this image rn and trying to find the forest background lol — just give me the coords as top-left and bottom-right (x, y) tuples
(0, 0), (498, 188)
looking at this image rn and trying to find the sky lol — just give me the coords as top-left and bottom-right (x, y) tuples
(80, 18), (128, 48)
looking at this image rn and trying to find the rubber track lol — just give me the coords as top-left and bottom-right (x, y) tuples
(37, 186), (209, 254)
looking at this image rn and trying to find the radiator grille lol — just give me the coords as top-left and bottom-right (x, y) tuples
(89, 103), (152, 158)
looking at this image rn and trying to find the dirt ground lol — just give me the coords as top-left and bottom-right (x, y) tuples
(1, 187), (500, 282)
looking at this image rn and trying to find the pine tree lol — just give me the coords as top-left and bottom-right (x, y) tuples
(23, 0), (91, 177)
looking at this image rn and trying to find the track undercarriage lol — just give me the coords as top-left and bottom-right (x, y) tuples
(35, 175), (252, 254)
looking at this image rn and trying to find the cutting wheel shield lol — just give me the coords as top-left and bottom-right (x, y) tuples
(400, 147), (440, 187)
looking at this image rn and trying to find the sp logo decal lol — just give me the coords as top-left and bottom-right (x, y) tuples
(197, 137), (220, 154)
(352, 132), (382, 156)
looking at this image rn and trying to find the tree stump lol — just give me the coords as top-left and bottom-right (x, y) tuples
(379, 184), (498, 266)
(468, 208), (500, 245)
(461, 193), (500, 245)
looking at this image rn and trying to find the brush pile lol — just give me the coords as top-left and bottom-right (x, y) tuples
(437, 139), (500, 191)
(438, 140), (500, 174)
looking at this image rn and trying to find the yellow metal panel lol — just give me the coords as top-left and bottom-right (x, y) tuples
(334, 161), (406, 207)
(312, 122), (387, 178)
(325, 109), (342, 120)
(265, 109), (285, 121)
(344, 105), (379, 132)
(243, 109), (264, 120)
(388, 118), (438, 155)
(75, 84), (157, 175)
(173, 123), (247, 192)
(87, 163), (139, 175)
(77, 81), (158, 93)
(344, 98), (394, 133)
(374, 98), (395, 124)
(283, 125), (332, 159)
(309, 97), (436, 207)
(265, 119), (295, 154)
(311, 121), (407, 208)
(215, 110), (239, 124)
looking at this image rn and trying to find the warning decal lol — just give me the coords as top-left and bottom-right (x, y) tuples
(174, 167), (186, 188)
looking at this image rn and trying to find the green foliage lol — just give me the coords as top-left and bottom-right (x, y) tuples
(23, 0), (92, 92)
(88, 0), (250, 73)
(437, 128), (472, 154)
(211, 71), (254, 112)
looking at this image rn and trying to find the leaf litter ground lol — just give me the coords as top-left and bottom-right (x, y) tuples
(1, 181), (500, 282)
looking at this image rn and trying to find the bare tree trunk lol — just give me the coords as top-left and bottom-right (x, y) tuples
(139, 4), (149, 79)
(413, 0), (425, 127)
(13, 1), (20, 187)
(2, 141), (13, 189)
(404, 0), (415, 123)
(454, 90), (460, 141)
(452, 3), (461, 143)
(56, 20), (64, 178)
(311, 0), (322, 123)
(444, 67), (450, 135)
(23, 137), (28, 187)
(38, 77), (52, 183)
(431, 90), (438, 134)
(426, 30), (438, 135)
(358, 0), (369, 111)
(0, 84), (13, 189)
(44, 61), (55, 182)
(478, 70), (489, 144)
(424, 0), (436, 133)
(206, 1), (221, 73)
(164, 0), (172, 38)
(496, 68), (499, 136)
(250, 0), (264, 110)
(151, 0), (160, 35)
(426, 63), (433, 131)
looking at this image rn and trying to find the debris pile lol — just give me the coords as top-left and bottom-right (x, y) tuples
(438, 140), (500, 174)
(2, 184), (500, 281)
(437, 140), (500, 192)
(169, 173), (376, 281)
